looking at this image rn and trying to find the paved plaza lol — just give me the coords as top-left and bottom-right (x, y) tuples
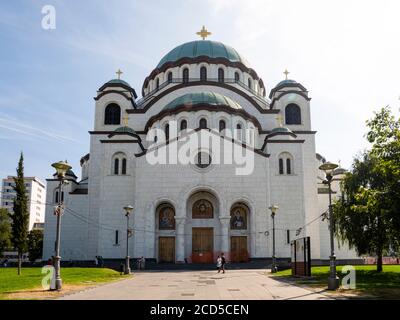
(60, 269), (332, 300)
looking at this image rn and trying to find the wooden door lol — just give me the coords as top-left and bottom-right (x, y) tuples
(231, 236), (248, 262)
(158, 237), (175, 263)
(192, 228), (213, 263)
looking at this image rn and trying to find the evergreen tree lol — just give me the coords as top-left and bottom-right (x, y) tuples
(27, 229), (43, 263)
(10, 153), (29, 275)
(0, 208), (12, 258)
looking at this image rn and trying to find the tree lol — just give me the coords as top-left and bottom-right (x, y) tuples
(10, 153), (29, 275)
(27, 229), (43, 263)
(0, 208), (12, 258)
(333, 107), (400, 272)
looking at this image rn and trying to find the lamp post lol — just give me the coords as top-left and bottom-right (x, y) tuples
(269, 204), (279, 273)
(319, 161), (339, 290)
(124, 205), (134, 274)
(51, 160), (72, 291)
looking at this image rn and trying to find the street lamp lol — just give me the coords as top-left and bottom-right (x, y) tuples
(51, 160), (72, 290)
(124, 205), (134, 274)
(319, 161), (339, 290)
(269, 204), (279, 273)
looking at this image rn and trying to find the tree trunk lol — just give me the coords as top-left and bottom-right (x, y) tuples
(377, 248), (383, 273)
(18, 251), (22, 275)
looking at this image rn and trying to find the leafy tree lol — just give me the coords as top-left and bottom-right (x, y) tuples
(0, 208), (12, 258)
(10, 153), (29, 275)
(27, 229), (43, 263)
(334, 107), (400, 272)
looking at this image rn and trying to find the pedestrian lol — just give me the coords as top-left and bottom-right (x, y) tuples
(140, 256), (145, 270)
(119, 262), (125, 275)
(221, 252), (226, 273)
(216, 255), (222, 273)
(94, 256), (98, 267)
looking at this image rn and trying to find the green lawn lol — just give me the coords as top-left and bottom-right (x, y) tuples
(273, 265), (400, 298)
(0, 267), (126, 299)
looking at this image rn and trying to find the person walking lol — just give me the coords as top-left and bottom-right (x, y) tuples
(216, 255), (222, 273)
(94, 256), (98, 267)
(221, 252), (226, 274)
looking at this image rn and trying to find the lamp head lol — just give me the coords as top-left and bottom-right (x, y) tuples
(319, 161), (338, 177)
(269, 204), (279, 216)
(124, 205), (134, 216)
(51, 160), (72, 178)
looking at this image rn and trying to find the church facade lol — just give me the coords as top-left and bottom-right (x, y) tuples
(43, 32), (358, 264)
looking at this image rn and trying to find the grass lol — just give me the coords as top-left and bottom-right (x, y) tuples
(0, 267), (127, 299)
(273, 265), (400, 298)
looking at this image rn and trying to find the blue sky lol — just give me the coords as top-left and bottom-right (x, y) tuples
(0, 0), (399, 182)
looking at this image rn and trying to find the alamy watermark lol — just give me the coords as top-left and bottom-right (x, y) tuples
(341, 265), (356, 289)
(41, 5), (56, 30)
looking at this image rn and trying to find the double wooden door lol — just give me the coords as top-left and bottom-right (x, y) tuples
(158, 237), (175, 263)
(231, 236), (248, 262)
(192, 228), (214, 263)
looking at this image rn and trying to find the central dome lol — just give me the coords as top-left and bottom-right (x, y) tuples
(163, 92), (242, 111)
(157, 40), (250, 69)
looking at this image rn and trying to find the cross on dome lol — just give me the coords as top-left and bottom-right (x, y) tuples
(276, 114), (284, 127)
(196, 26), (211, 40)
(283, 69), (290, 80)
(116, 69), (123, 80)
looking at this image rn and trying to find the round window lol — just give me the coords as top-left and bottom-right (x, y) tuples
(195, 152), (212, 169)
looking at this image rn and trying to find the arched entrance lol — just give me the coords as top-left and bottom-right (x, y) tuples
(156, 203), (176, 263)
(230, 203), (250, 262)
(186, 191), (220, 263)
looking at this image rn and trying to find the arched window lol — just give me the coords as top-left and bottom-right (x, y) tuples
(285, 104), (301, 125)
(218, 68), (224, 83)
(167, 72), (172, 83)
(55, 191), (59, 203)
(180, 119), (187, 131)
(230, 204), (248, 230)
(199, 118), (207, 129)
(122, 158), (127, 175)
(219, 120), (226, 132)
(61, 192), (64, 202)
(104, 103), (121, 125)
(286, 158), (291, 175)
(156, 78), (160, 89)
(248, 78), (252, 90)
(114, 158), (119, 175)
(200, 66), (207, 81)
(279, 158), (284, 175)
(278, 152), (294, 175)
(236, 123), (243, 140)
(165, 124), (170, 142)
(183, 68), (189, 83)
(234, 72), (240, 83)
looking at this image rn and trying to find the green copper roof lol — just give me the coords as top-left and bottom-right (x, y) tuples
(276, 79), (297, 87)
(114, 126), (136, 134)
(157, 40), (250, 68)
(270, 127), (293, 134)
(107, 79), (131, 87)
(163, 92), (242, 111)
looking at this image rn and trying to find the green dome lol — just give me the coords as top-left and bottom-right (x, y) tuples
(157, 40), (250, 68)
(275, 79), (297, 87)
(114, 126), (136, 134)
(107, 79), (131, 87)
(271, 127), (293, 134)
(163, 92), (242, 111)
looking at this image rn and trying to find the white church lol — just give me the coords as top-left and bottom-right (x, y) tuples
(43, 29), (358, 265)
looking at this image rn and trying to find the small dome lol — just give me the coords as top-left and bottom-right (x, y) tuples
(114, 126), (136, 134)
(275, 79), (297, 87)
(106, 79), (132, 87)
(271, 127), (293, 134)
(163, 92), (242, 111)
(333, 167), (347, 176)
(157, 40), (250, 69)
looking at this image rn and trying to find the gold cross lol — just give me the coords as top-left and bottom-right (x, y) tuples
(283, 69), (290, 80)
(276, 114), (284, 127)
(196, 26), (211, 40)
(122, 112), (129, 126)
(116, 69), (123, 80)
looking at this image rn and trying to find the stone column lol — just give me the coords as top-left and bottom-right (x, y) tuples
(219, 216), (231, 259)
(175, 217), (186, 263)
